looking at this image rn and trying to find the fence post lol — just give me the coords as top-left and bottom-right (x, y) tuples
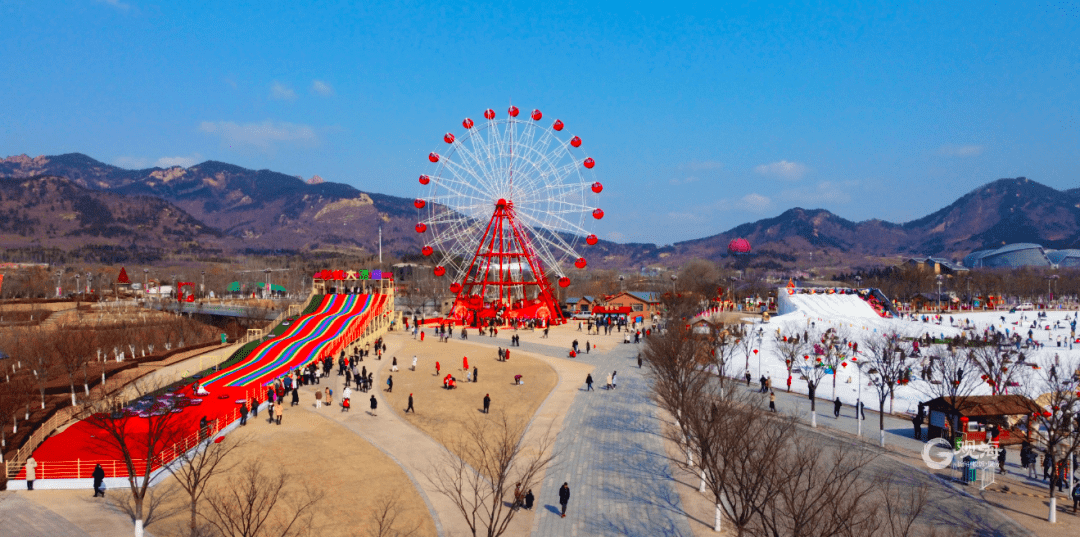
(77, 459), (81, 479)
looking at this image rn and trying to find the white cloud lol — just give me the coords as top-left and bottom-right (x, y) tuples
(669, 176), (700, 186)
(270, 82), (297, 101)
(155, 154), (201, 168)
(779, 181), (855, 205)
(96, 0), (130, 10)
(753, 160), (808, 180)
(311, 80), (334, 96)
(937, 144), (984, 157)
(741, 193), (774, 213)
(199, 120), (318, 150)
(113, 156), (149, 169)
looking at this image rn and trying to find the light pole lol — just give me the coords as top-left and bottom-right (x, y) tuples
(86, 272), (92, 295)
(619, 275), (625, 292)
(143, 268), (149, 298)
(854, 275), (862, 290)
(75, 274), (80, 299)
(55, 270), (62, 298)
(201, 270), (206, 297)
(670, 274), (677, 294)
(935, 275), (943, 311)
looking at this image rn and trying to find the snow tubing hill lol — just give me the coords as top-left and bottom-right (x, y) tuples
(777, 290), (881, 319)
(202, 293), (386, 388)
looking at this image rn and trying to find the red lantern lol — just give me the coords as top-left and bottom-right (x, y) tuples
(583, 157), (595, 169)
(574, 257), (587, 269)
(804, 355), (809, 360)
(434, 266), (445, 277)
(450, 282), (462, 294)
(415, 223), (427, 233)
(508, 106), (519, 117)
(558, 276), (570, 287)
(553, 119), (564, 131)
(414, 199), (426, 209)
(753, 349), (758, 354)
(444, 133), (455, 144)
(531, 109), (542, 120)
(422, 246), (433, 256)
(851, 357), (857, 362)
(591, 181), (603, 193)
(841, 362), (848, 368)
(585, 234), (598, 245)
(428, 152), (440, 162)
(484, 109), (495, 119)
(419, 174), (430, 185)
(592, 208), (604, 220)
(570, 136), (582, 147)
(463, 118), (474, 129)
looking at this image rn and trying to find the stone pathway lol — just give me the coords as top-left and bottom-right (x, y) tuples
(529, 341), (694, 537)
(0, 492), (92, 536)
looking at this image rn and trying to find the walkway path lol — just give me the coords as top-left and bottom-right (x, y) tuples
(528, 341), (694, 537)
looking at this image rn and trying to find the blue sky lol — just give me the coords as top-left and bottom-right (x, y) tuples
(1, 1), (1077, 245)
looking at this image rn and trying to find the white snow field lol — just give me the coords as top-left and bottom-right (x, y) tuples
(726, 289), (1080, 417)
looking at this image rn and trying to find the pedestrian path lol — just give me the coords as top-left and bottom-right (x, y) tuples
(530, 342), (694, 537)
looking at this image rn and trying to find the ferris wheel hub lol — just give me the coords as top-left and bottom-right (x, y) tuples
(496, 198), (507, 208)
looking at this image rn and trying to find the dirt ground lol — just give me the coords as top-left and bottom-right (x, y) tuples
(145, 401), (437, 537)
(379, 336), (558, 471)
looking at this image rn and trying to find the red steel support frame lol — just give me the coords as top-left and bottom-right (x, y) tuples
(455, 198), (565, 325)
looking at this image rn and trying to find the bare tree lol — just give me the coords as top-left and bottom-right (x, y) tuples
(165, 431), (250, 536)
(967, 345), (1022, 396)
(919, 346), (981, 407)
(365, 493), (422, 537)
(1022, 353), (1080, 522)
(429, 413), (555, 537)
(774, 329), (809, 393)
(202, 460), (324, 537)
(109, 481), (184, 533)
(857, 331), (917, 446)
(755, 437), (880, 537)
(85, 380), (186, 537)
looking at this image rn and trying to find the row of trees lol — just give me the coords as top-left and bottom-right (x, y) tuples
(0, 317), (220, 461)
(644, 313), (954, 536)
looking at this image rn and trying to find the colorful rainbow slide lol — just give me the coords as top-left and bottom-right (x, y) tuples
(202, 293), (386, 388)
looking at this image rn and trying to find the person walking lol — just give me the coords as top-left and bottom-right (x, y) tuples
(239, 401), (249, 426)
(370, 395), (378, 416)
(638, 353), (643, 368)
(315, 390), (322, 409)
(745, 371), (752, 386)
(291, 383), (300, 406)
(605, 373), (613, 390)
(611, 371), (618, 389)
(913, 412), (924, 440)
(274, 400), (283, 425)
(558, 482), (570, 518)
(1072, 481), (1080, 513)
(386, 375), (394, 393)
(769, 391), (777, 412)
(436, 361), (441, 376)
(25, 456), (37, 490)
(524, 489), (535, 510)
(858, 400), (866, 420)
(251, 396), (259, 418)
(324, 387), (333, 408)
(585, 341), (590, 354)
(833, 397), (842, 419)
(473, 366), (478, 383)
(406, 393), (415, 413)
(92, 463), (106, 497)
(585, 373), (594, 391)
(483, 393), (491, 414)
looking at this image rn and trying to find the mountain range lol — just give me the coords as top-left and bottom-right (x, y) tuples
(1, 153), (1076, 271)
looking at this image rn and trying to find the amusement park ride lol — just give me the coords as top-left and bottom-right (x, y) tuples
(415, 106), (603, 325)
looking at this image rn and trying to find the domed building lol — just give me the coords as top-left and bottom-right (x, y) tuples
(963, 243), (1051, 268)
(1046, 249), (1080, 267)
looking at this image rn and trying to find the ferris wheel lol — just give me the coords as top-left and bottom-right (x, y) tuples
(413, 106), (603, 319)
